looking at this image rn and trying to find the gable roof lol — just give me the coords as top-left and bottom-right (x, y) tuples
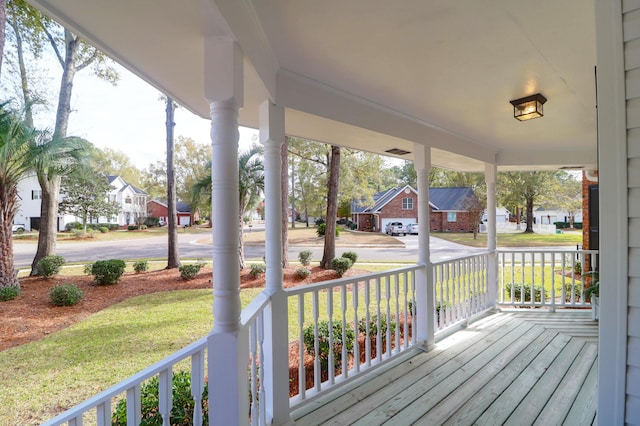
(149, 198), (191, 214)
(352, 186), (477, 213)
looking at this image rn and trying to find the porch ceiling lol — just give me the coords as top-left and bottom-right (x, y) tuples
(26, 0), (596, 172)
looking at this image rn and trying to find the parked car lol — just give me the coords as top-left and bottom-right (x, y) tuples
(385, 221), (406, 236)
(406, 223), (419, 235)
(12, 223), (26, 233)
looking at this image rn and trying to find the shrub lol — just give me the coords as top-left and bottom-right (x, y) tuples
(314, 218), (325, 226)
(249, 263), (265, 278)
(65, 221), (83, 231)
(127, 225), (137, 231)
(331, 257), (352, 277)
(298, 250), (313, 266)
(341, 251), (358, 265)
(573, 261), (582, 275)
(100, 223), (119, 230)
(112, 371), (209, 426)
(36, 255), (66, 279)
(50, 283), (84, 306)
(316, 223), (340, 237)
(504, 283), (549, 302)
(303, 321), (355, 369)
(140, 224), (148, 230)
(83, 263), (93, 275)
(358, 314), (396, 338)
(0, 285), (20, 301)
(133, 260), (149, 273)
(179, 263), (204, 280)
(145, 216), (160, 227)
(295, 268), (311, 279)
(98, 226), (109, 233)
(91, 259), (126, 285)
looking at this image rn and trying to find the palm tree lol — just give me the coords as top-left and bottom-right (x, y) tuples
(238, 146), (264, 269)
(0, 103), (36, 289)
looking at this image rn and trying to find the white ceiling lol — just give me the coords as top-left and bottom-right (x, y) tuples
(26, 0), (597, 172)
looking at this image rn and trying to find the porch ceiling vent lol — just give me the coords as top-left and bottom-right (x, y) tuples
(559, 166), (584, 170)
(509, 93), (547, 121)
(385, 148), (411, 155)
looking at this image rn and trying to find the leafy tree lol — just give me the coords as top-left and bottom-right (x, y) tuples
(174, 136), (210, 203)
(91, 147), (142, 188)
(140, 160), (167, 200)
(321, 146), (340, 269)
(238, 145), (264, 269)
(190, 160), (211, 226)
(498, 171), (558, 233)
(392, 161), (417, 188)
(337, 199), (351, 221)
(547, 172), (582, 228)
(59, 167), (120, 234)
(4, 0), (119, 275)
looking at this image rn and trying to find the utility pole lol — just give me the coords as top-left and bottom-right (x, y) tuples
(166, 96), (180, 269)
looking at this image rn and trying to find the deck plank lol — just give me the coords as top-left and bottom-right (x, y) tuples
(352, 322), (536, 425)
(292, 311), (598, 426)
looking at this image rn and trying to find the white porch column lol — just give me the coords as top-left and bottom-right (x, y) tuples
(484, 163), (498, 308)
(205, 37), (249, 425)
(259, 100), (292, 425)
(414, 144), (434, 349)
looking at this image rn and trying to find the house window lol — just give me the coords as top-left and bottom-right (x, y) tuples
(109, 195), (116, 203)
(402, 198), (413, 210)
(125, 196), (132, 204)
(447, 212), (457, 222)
(32, 190), (42, 200)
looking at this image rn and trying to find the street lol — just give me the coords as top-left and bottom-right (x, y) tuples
(12, 231), (484, 268)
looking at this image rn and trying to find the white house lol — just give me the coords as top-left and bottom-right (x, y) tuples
(14, 174), (147, 230)
(24, 2), (637, 425)
(105, 175), (148, 226)
(14, 175), (77, 232)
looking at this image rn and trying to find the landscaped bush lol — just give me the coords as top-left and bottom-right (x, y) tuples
(133, 260), (149, 273)
(303, 321), (355, 369)
(504, 283), (549, 302)
(358, 314), (396, 337)
(295, 268), (311, 279)
(127, 225), (137, 231)
(341, 251), (358, 265)
(65, 221), (83, 231)
(84, 263), (93, 275)
(298, 250), (313, 266)
(0, 285), (20, 301)
(98, 226), (109, 233)
(331, 257), (352, 277)
(36, 255), (66, 279)
(249, 263), (266, 278)
(91, 259), (126, 285)
(179, 263), (204, 280)
(316, 223), (340, 237)
(112, 371), (209, 426)
(145, 216), (160, 227)
(314, 218), (325, 226)
(49, 283), (84, 306)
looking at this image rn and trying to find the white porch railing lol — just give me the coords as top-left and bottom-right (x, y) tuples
(497, 249), (599, 310)
(432, 252), (492, 332)
(287, 265), (422, 405)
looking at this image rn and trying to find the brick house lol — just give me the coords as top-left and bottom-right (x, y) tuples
(351, 185), (479, 233)
(147, 199), (198, 226)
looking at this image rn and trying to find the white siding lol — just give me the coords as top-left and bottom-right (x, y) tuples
(626, 2), (640, 421)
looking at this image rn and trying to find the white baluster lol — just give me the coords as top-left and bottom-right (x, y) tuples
(96, 401), (110, 426)
(364, 279), (371, 367)
(297, 294), (305, 400)
(126, 384), (141, 426)
(376, 277), (382, 360)
(341, 284), (349, 378)
(312, 290), (321, 392)
(327, 288), (335, 384)
(250, 322), (258, 425)
(191, 350), (204, 426)
(159, 368), (172, 426)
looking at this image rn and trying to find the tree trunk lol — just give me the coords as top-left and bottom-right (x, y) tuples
(321, 146), (340, 269)
(166, 97), (180, 269)
(238, 210), (246, 270)
(0, 184), (19, 288)
(524, 196), (535, 233)
(0, 0), (5, 80)
(30, 30), (77, 275)
(281, 137), (289, 267)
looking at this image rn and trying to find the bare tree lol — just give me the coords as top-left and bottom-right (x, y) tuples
(165, 96), (180, 269)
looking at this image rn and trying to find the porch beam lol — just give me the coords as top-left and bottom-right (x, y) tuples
(259, 100), (292, 425)
(205, 38), (249, 425)
(414, 144), (434, 349)
(485, 162), (497, 308)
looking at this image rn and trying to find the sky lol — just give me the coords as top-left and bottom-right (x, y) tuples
(63, 63), (257, 169)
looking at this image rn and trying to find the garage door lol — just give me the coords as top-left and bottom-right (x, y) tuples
(178, 215), (191, 226)
(380, 218), (416, 233)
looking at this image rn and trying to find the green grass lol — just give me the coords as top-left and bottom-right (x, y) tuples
(0, 288), (260, 425)
(433, 231), (583, 247)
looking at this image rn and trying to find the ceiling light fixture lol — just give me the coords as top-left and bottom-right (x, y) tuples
(509, 93), (547, 121)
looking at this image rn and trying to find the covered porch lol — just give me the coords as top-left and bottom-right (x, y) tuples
(23, 0), (626, 425)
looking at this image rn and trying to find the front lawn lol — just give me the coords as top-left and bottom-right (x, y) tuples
(434, 231), (583, 247)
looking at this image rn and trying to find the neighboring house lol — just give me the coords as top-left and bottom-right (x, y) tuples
(104, 176), (148, 226)
(351, 185), (479, 233)
(533, 207), (583, 225)
(147, 199), (198, 226)
(14, 175), (77, 232)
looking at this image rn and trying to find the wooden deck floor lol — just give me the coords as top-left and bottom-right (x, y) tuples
(292, 310), (598, 426)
